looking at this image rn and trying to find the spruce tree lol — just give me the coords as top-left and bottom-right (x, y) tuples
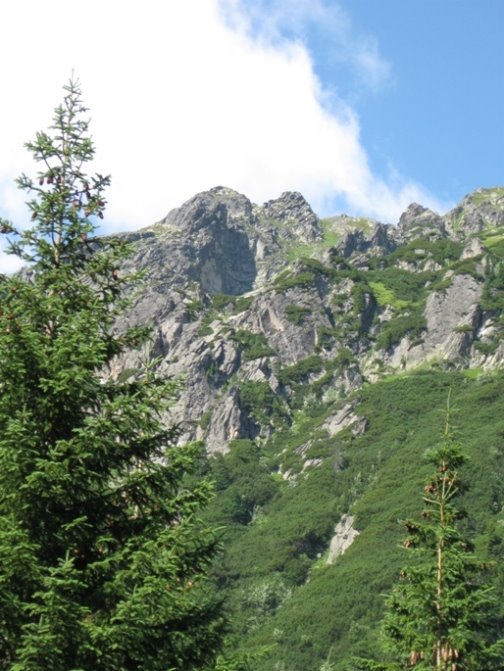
(0, 79), (224, 671)
(352, 401), (504, 671)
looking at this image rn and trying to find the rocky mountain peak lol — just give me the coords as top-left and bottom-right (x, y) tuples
(105, 183), (504, 671)
(129, 187), (258, 296)
(259, 191), (322, 243)
(113, 184), (504, 453)
(160, 186), (253, 235)
(445, 187), (504, 236)
(397, 203), (446, 240)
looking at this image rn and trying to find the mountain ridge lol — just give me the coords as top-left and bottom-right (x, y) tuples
(107, 185), (504, 669)
(112, 184), (504, 454)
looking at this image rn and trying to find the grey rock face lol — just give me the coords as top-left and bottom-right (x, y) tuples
(326, 515), (360, 564)
(334, 223), (396, 259)
(396, 203), (446, 241)
(460, 237), (485, 260)
(159, 186), (257, 295)
(109, 184), (504, 453)
(259, 191), (322, 243)
(323, 402), (361, 438)
(423, 274), (482, 352)
(386, 274), (483, 369)
(204, 386), (259, 454)
(445, 188), (504, 236)
(234, 288), (331, 366)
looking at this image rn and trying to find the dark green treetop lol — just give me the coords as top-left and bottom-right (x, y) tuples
(352, 400), (504, 671)
(0, 79), (224, 671)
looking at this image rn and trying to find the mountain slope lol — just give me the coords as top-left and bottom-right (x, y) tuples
(114, 185), (504, 450)
(112, 185), (504, 669)
(204, 371), (504, 670)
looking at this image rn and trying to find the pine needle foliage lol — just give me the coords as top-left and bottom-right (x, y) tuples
(0, 79), (224, 671)
(353, 398), (504, 671)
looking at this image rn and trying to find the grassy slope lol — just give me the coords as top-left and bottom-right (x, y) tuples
(199, 204), (504, 669)
(205, 371), (504, 671)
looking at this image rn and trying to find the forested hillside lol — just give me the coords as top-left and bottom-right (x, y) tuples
(2, 85), (504, 667)
(202, 371), (504, 670)
(108, 183), (504, 669)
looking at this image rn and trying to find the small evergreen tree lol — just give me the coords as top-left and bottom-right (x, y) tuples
(352, 400), (504, 671)
(0, 79), (224, 671)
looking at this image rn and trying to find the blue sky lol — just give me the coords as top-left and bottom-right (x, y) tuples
(329, 0), (503, 204)
(240, 0), (503, 206)
(0, 0), (502, 271)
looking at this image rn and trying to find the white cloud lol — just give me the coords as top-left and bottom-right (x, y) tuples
(0, 0), (449, 273)
(220, 0), (392, 92)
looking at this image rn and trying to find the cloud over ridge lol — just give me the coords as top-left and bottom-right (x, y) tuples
(0, 0), (449, 271)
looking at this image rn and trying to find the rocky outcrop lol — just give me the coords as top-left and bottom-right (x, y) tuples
(259, 191), (322, 243)
(396, 203), (447, 241)
(110, 184), (504, 453)
(204, 386), (259, 454)
(326, 515), (360, 564)
(386, 274), (483, 369)
(157, 186), (257, 295)
(322, 401), (365, 438)
(234, 289), (332, 366)
(445, 187), (504, 236)
(334, 222), (396, 260)
(460, 237), (485, 261)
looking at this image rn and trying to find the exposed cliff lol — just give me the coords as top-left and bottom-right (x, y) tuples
(112, 185), (504, 453)
(104, 186), (504, 671)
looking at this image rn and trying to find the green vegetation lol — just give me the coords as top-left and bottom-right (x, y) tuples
(277, 355), (324, 386)
(383, 238), (463, 268)
(451, 257), (482, 278)
(196, 294), (254, 335)
(231, 329), (275, 360)
(355, 263), (444, 351)
(285, 304), (311, 325)
(284, 218), (343, 261)
(482, 232), (504, 249)
(200, 408), (213, 429)
(202, 371), (504, 671)
(186, 297), (205, 320)
(367, 267), (431, 305)
(286, 242), (321, 261)
(316, 325), (338, 351)
(199, 321), (215, 337)
(353, 217), (373, 234)
(376, 311), (426, 350)
(208, 439), (280, 526)
(302, 256), (339, 279)
(368, 281), (409, 310)
(272, 248), (453, 352)
(0, 80), (224, 671)
(238, 381), (286, 426)
(274, 270), (315, 292)
(469, 242), (504, 354)
(469, 187), (504, 206)
(212, 293), (254, 314)
(334, 346), (355, 369)
(481, 259), (504, 311)
(189, 293), (255, 336)
(355, 401), (504, 669)
(320, 218), (342, 247)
